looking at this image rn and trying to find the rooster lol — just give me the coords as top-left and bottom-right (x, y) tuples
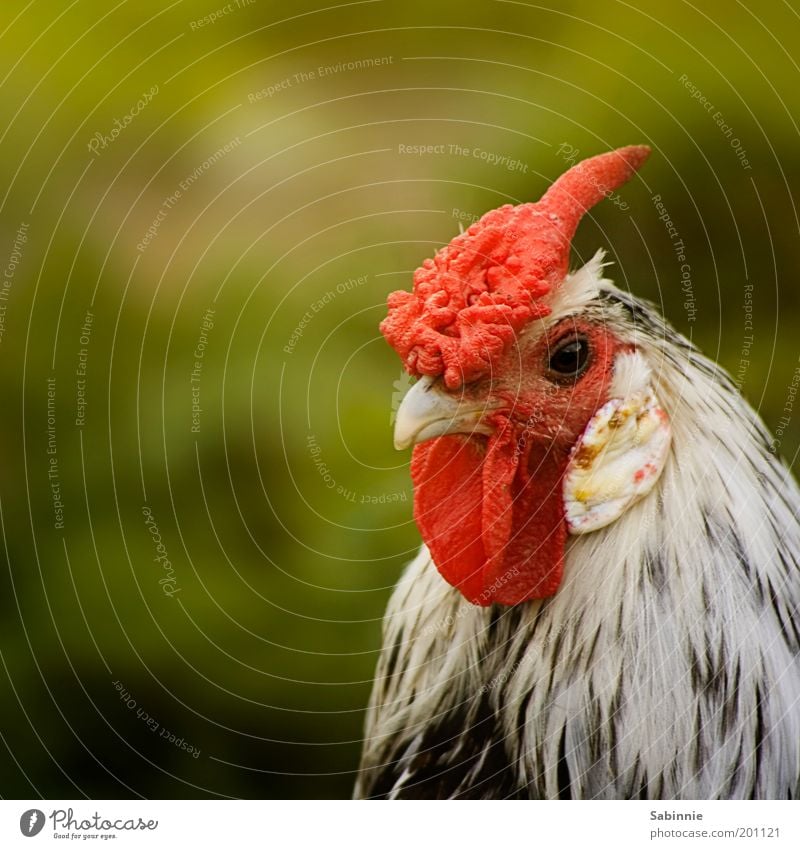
(355, 146), (800, 799)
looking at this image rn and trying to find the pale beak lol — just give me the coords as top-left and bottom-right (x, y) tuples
(393, 375), (496, 450)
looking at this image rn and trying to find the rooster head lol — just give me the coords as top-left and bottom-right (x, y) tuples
(381, 146), (672, 606)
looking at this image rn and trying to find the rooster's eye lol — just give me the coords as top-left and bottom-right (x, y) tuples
(547, 335), (590, 379)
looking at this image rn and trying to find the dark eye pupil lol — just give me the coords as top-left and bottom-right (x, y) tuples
(549, 337), (589, 376)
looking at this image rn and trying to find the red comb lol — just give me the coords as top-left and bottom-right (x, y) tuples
(380, 145), (650, 388)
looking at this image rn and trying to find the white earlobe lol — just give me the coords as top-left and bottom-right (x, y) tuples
(563, 352), (671, 535)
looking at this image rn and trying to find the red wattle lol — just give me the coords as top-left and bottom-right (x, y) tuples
(410, 437), (487, 603)
(410, 421), (569, 606)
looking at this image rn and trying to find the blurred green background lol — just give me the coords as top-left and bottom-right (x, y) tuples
(1, 0), (799, 798)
